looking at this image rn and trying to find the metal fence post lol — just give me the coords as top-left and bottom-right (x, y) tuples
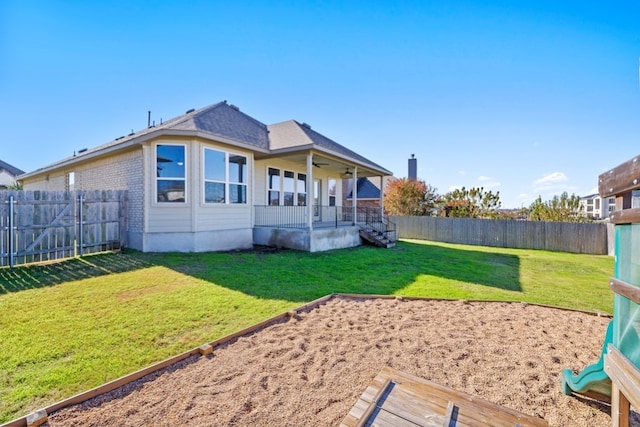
(8, 195), (15, 268)
(77, 194), (84, 257)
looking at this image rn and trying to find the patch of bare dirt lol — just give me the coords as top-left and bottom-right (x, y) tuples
(47, 297), (627, 426)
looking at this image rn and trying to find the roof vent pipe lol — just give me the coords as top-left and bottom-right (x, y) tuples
(148, 111), (151, 128)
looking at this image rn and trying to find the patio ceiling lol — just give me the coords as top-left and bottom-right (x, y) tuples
(254, 151), (387, 178)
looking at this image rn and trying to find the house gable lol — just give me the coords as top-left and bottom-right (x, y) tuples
(347, 177), (381, 200)
(170, 102), (270, 149)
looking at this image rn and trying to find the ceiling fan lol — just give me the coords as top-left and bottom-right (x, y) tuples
(341, 167), (353, 177)
(312, 161), (329, 168)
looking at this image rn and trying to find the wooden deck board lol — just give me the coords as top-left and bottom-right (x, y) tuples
(341, 366), (548, 427)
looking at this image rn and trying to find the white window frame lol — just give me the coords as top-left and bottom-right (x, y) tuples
(203, 147), (248, 204)
(328, 178), (337, 206)
(155, 143), (187, 204)
(266, 167), (308, 206)
(67, 171), (75, 192)
(297, 173), (307, 206)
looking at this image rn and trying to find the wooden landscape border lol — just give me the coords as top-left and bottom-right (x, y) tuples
(3, 293), (612, 427)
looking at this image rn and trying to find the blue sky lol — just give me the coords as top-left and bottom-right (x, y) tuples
(1, 0), (639, 208)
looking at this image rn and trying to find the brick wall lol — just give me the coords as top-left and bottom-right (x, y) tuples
(23, 149), (144, 233)
(74, 150), (144, 232)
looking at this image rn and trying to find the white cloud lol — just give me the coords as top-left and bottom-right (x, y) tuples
(533, 172), (569, 193)
(477, 175), (501, 189)
(457, 170), (466, 175)
(534, 172), (568, 185)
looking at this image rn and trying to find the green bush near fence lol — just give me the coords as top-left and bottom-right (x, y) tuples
(0, 239), (613, 423)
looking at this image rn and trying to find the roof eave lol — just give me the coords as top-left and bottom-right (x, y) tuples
(312, 145), (392, 176)
(263, 145), (392, 176)
(19, 129), (271, 180)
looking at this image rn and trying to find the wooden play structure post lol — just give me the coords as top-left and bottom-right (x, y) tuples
(599, 154), (640, 427)
(561, 153), (640, 426)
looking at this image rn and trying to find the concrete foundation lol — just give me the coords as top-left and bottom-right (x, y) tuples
(253, 226), (361, 252)
(141, 229), (254, 252)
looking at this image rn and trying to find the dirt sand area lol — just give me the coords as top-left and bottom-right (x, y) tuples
(47, 297), (624, 426)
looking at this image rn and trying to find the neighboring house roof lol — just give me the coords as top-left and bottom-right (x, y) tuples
(0, 160), (25, 176)
(347, 177), (381, 200)
(580, 193), (599, 200)
(20, 101), (391, 179)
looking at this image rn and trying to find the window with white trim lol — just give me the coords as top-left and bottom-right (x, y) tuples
(67, 172), (75, 192)
(283, 170), (295, 206)
(204, 148), (247, 204)
(328, 179), (337, 206)
(297, 173), (307, 206)
(268, 167), (280, 206)
(156, 144), (186, 203)
(267, 168), (308, 206)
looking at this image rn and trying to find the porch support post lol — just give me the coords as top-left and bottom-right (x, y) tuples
(352, 167), (358, 225)
(307, 152), (313, 230)
(379, 175), (384, 213)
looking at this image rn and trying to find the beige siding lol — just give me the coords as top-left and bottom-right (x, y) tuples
(194, 140), (253, 230)
(254, 161), (268, 206)
(196, 205), (252, 230)
(145, 138), (253, 234)
(0, 170), (17, 187)
(254, 158), (341, 207)
(146, 205), (193, 232)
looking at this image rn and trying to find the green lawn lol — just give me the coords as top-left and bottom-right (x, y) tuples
(0, 239), (614, 422)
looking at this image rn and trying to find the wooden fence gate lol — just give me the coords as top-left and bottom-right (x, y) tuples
(0, 190), (127, 268)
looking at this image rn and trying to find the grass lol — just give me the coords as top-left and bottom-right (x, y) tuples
(0, 239), (614, 422)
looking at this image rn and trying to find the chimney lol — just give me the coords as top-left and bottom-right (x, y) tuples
(408, 154), (417, 180)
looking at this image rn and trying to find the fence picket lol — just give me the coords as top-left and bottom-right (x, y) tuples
(0, 190), (127, 268)
(390, 216), (608, 254)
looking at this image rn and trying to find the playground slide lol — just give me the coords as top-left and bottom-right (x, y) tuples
(561, 319), (613, 399)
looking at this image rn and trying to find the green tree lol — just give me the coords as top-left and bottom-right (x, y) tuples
(5, 181), (22, 190)
(528, 192), (586, 222)
(384, 178), (439, 216)
(441, 186), (501, 218)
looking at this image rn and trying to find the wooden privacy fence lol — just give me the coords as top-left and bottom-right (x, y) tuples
(0, 190), (127, 268)
(390, 216), (608, 254)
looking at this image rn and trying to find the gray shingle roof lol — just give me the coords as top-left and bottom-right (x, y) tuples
(296, 121), (388, 172)
(170, 102), (270, 149)
(21, 101), (391, 177)
(0, 160), (25, 176)
(347, 177), (381, 199)
(267, 120), (389, 173)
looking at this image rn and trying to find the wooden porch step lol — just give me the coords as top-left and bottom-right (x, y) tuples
(341, 366), (548, 427)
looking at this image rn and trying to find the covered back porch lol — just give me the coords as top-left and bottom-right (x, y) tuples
(253, 205), (396, 252)
(252, 121), (394, 252)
